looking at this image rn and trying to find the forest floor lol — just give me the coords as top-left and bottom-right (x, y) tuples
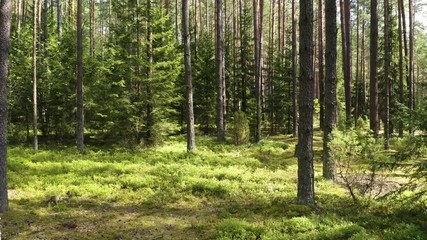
(0, 131), (426, 239)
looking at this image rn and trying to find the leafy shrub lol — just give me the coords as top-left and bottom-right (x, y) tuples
(216, 219), (263, 240)
(231, 111), (250, 145)
(283, 217), (316, 234)
(383, 223), (424, 240)
(330, 119), (390, 202)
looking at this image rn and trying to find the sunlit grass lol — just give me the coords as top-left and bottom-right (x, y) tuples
(1, 135), (426, 239)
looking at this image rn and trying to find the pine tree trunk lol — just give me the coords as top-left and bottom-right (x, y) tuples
(183, 0), (196, 151)
(408, 0), (414, 134)
(146, 0), (154, 145)
(297, 0), (315, 205)
(398, 0), (404, 137)
(17, 0), (22, 38)
(340, 0), (352, 124)
(370, 0), (379, 138)
(292, 0), (298, 137)
(318, 0), (324, 129)
(323, 0), (337, 180)
(355, 0), (360, 125)
(57, 0), (62, 42)
(33, 0), (39, 151)
(76, 0), (84, 153)
(90, 0), (95, 56)
(0, 0), (12, 213)
(253, 0), (263, 143)
(216, 0), (226, 140)
(384, 0), (390, 149)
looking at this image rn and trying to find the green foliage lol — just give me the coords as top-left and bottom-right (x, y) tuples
(231, 111), (250, 145)
(383, 223), (424, 240)
(216, 219), (263, 240)
(3, 135), (427, 239)
(330, 119), (390, 201)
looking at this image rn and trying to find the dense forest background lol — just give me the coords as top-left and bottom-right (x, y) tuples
(5, 0), (427, 148)
(0, 0), (427, 238)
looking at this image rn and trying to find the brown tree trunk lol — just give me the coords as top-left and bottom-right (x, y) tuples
(57, 0), (62, 42)
(340, 0), (352, 124)
(182, 0), (196, 151)
(0, 0), (12, 213)
(216, 0), (226, 140)
(33, 0), (39, 151)
(323, 0), (337, 180)
(318, 0), (324, 129)
(408, 0), (414, 134)
(370, 0), (379, 138)
(384, 0), (390, 149)
(90, 0), (95, 56)
(398, 0), (404, 137)
(253, 0), (263, 143)
(76, 0), (84, 153)
(355, 0), (360, 125)
(297, 0), (315, 205)
(292, 0), (298, 137)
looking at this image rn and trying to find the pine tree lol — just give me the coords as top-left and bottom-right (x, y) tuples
(0, 0), (11, 213)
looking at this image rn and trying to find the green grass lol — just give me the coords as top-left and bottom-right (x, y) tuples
(1, 135), (426, 239)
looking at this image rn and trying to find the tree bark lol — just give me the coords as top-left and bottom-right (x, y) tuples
(0, 0), (12, 213)
(90, 0), (95, 56)
(408, 0), (414, 134)
(323, 0), (337, 180)
(57, 0), (62, 42)
(297, 0), (315, 205)
(384, 0), (390, 149)
(370, 0), (379, 138)
(340, 0), (352, 124)
(33, 0), (39, 151)
(292, 0), (298, 137)
(182, 0), (196, 151)
(318, 0), (324, 129)
(398, 0), (404, 137)
(253, 0), (263, 143)
(76, 0), (84, 153)
(216, 0), (226, 140)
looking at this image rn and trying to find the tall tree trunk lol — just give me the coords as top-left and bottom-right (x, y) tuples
(90, 0), (95, 56)
(43, 0), (48, 42)
(216, 0), (226, 140)
(232, 0), (239, 112)
(323, 0), (337, 180)
(292, 0), (298, 137)
(398, 0), (404, 137)
(361, 16), (366, 117)
(76, 0), (84, 153)
(33, 0), (39, 151)
(0, 0), (12, 213)
(355, 0), (360, 125)
(408, 0), (414, 134)
(183, 0), (196, 151)
(318, 0), (324, 129)
(384, 0), (390, 149)
(297, 0), (315, 205)
(57, 0), (62, 42)
(370, 0), (379, 138)
(17, 0), (22, 38)
(253, 0), (263, 143)
(340, 0), (352, 124)
(240, 0), (247, 113)
(146, 0), (154, 145)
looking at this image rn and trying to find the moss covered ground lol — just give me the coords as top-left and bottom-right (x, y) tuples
(1, 134), (426, 239)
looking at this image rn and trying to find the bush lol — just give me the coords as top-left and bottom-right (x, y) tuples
(216, 219), (264, 240)
(231, 111), (250, 145)
(330, 119), (390, 202)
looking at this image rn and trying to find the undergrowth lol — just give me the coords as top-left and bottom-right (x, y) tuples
(1, 135), (426, 239)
